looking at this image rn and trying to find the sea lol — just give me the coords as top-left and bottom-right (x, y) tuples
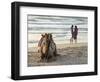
(27, 15), (88, 47)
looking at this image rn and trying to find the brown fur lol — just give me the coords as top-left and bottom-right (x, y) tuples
(38, 33), (57, 62)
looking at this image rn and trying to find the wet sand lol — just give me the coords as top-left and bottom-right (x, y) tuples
(28, 43), (88, 67)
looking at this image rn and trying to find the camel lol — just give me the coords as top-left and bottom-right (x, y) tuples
(38, 33), (57, 62)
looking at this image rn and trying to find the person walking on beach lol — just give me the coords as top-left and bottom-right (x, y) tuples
(70, 25), (74, 43)
(74, 25), (78, 43)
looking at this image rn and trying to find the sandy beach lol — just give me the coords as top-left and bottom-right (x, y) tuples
(28, 43), (88, 67)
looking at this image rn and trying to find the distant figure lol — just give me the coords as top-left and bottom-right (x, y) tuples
(70, 25), (74, 43)
(74, 25), (78, 43)
(70, 25), (78, 44)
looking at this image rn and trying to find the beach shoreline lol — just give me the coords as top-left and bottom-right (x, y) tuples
(28, 42), (87, 52)
(28, 43), (88, 66)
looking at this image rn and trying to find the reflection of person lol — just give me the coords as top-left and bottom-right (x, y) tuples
(74, 26), (78, 43)
(70, 25), (74, 43)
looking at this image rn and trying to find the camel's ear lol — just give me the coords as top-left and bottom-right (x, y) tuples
(50, 33), (52, 36)
(41, 34), (44, 37)
(50, 33), (52, 35)
(47, 33), (49, 35)
(41, 34), (43, 36)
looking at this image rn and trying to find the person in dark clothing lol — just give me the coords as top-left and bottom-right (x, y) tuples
(71, 25), (73, 35)
(74, 25), (78, 43)
(70, 25), (74, 43)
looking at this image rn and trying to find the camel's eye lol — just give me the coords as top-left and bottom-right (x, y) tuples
(43, 42), (45, 45)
